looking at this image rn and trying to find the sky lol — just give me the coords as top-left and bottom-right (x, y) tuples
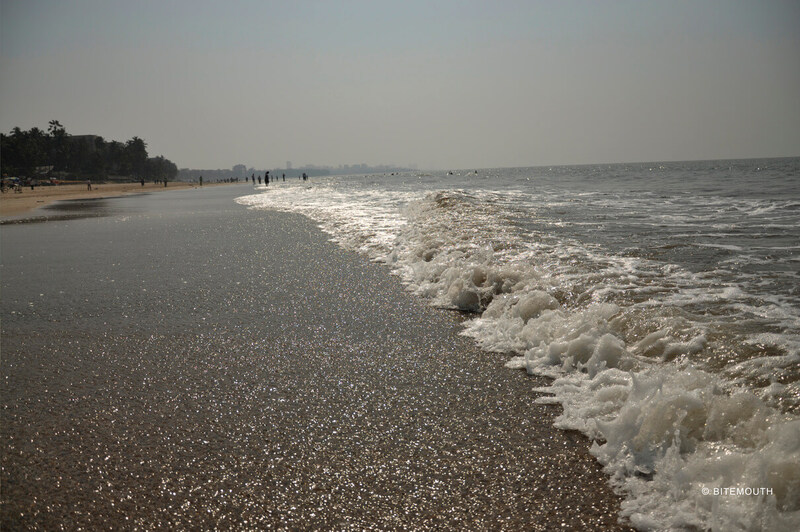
(1, 0), (799, 170)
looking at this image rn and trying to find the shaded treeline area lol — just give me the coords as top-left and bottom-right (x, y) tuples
(0, 121), (178, 182)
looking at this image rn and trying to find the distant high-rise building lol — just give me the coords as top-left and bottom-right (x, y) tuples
(233, 164), (246, 177)
(286, 161), (292, 170)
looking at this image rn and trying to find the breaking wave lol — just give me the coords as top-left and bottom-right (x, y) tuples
(237, 171), (800, 530)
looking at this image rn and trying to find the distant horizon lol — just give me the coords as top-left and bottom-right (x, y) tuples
(179, 154), (800, 174)
(4, 116), (797, 175)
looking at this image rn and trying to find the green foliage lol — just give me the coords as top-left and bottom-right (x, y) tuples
(1, 126), (46, 176)
(146, 156), (178, 181)
(1, 122), (178, 181)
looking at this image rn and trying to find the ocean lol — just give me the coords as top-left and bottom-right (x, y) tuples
(238, 157), (800, 531)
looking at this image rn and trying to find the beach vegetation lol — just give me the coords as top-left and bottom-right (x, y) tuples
(1, 122), (178, 182)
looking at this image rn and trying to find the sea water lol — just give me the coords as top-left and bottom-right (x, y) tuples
(238, 158), (800, 531)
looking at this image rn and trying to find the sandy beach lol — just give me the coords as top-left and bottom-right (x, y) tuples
(1, 186), (631, 530)
(0, 181), (226, 217)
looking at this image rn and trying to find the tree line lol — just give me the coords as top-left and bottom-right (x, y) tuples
(0, 120), (178, 182)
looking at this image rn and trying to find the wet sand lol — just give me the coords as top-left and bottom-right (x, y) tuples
(1, 186), (632, 530)
(0, 181), (227, 218)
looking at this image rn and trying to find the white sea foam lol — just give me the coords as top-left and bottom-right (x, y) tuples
(237, 171), (800, 531)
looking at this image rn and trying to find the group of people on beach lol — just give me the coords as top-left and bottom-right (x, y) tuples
(0, 178), (22, 193)
(250, 172), (308, 186)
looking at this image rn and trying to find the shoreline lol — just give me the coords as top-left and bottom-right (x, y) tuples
(1, 187), (631, 529)
(0, 181), (236, 218)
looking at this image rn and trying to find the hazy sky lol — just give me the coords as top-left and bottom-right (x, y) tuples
(1, 1), (798, 170)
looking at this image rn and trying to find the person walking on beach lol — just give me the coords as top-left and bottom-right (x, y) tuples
(141, 178), (145, 187)
(282, 173), (285, 182)
(252, 174), (255, 185)
(199, 176), (203, 187)
(86, 179), (92, 191)
(266, 171), (270, 184)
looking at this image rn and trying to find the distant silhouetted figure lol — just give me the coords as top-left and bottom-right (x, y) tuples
(164, 179), (168, 187)
(266, 171), (270, 184)
(302, 172), (308, 181)
(199, 176), (203, 187)
(141, 178), (145, 187)
(258, 176), (261, 184)
(87, 179), (92, 191)
(252, 174), (255, 185)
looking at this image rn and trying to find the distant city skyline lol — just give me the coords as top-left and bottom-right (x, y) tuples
(184, 161), (418, 174)
(1, 1), (799, 170)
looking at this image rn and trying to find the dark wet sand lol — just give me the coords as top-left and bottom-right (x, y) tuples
(1, 186), (631, 530)
(0, 181), (223, 218)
